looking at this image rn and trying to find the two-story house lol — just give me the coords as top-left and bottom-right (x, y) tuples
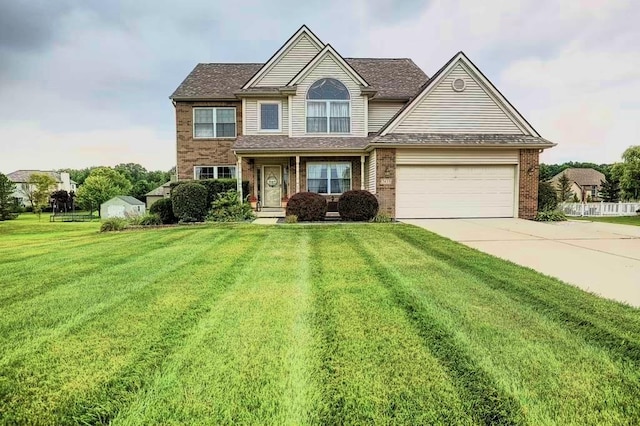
(171, 26), (555, 219)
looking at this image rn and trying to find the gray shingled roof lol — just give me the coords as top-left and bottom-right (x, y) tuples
(8, 170), (63, 183)
(373, 133), (555, 147)
(549, 168), (605, 186)
(233, 133), (555, 152)
(115, 195), (145, 205)
(171, 59), (428, 100)
(346, 58), (428, 99)
(171, 63), (263, 100)
(233, 135), (371, 152)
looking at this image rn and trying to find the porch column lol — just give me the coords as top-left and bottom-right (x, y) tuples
(295, 155), (300, 193)
(237, 155), (243, 202)
(360, 155), (365, 190)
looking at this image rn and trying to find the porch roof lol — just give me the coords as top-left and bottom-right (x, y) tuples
(233, 135), (371, 153)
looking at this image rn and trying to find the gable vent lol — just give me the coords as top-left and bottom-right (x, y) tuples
(452, 78), (466, 92)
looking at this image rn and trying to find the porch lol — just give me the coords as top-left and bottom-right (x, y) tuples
(234, 153), (370, 213)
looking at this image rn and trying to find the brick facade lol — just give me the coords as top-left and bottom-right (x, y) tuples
(375, 148), (396, 217)
(518, 149), (540, 219)
(175, 101), (243, 180)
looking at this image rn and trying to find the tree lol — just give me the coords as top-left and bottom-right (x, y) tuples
(556, 173), (574, 202)
(51, 190), (72, 213)
(611, 146), (640, 200)
(537, 181), (558, 211)
(0, 173), (18, 221)
(599, 178), (620, 202)
(76, 168), (132, 216)
(28, 173), (57, 217)
(59, 167), (96, 186)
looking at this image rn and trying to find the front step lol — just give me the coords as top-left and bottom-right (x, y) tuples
(255, 208), (285, 218)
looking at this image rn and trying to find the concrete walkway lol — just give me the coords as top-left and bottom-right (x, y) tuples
(403, 218), (640, 307)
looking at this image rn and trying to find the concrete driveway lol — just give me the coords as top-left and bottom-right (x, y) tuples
(403, 218), (640, 307)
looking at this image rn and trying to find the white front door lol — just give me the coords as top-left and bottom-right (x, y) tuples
(263, 165), (282, 208)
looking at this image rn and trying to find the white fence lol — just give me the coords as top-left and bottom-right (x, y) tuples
(560, 202), (640, 217)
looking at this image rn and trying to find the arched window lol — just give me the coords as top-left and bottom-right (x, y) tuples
(306, 78), (350, 133)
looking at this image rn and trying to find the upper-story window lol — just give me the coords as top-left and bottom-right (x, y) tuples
(259, 101), (281, 132)
(193, 107), (236, 138)
(306, 78), (350, 133)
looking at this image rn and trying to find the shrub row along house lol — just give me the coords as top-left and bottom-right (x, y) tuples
(170, 26), (556, 219)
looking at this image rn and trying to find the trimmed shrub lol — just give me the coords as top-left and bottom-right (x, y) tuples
(139, 213), (162, 226)
(100, 218), (128, 232)
(372, 212), (392, 223)
(534, 210), (567, 222)
(172, 182), (208, 222)
(149, 198), (177, 224)
(206, 190), (254, 222)
(538, 181), (558, 212)
(338, 190), (379, 221)
(284, 215), (298, 223)
(286, 192), (327, 221)
(170, 179), (250, 207)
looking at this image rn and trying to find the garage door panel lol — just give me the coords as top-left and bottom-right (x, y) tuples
(396, 165), (515, 218)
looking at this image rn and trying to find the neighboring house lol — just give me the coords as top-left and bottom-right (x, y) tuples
(549, 168), (606, 202)
(7, 170), (78, 207)
(100, 196), (146, 219)
(145, 182), (172, 209)
(170, 25), (555, 219)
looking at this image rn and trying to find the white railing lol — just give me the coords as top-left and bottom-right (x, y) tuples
(560, 202), (640, 217)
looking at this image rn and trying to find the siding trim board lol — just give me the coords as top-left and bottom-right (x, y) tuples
(380, 52), (540, 137)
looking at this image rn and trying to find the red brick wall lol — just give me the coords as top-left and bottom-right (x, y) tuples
(175, 101), (242, 180)
(518, 149), (539, 219)
(375, 148), (396, 217)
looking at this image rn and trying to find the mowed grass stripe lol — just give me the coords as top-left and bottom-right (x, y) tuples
(392, 226), (640, 365)
(0, 226), (268, 424)
(112, 227), (321, 425)
(363, 225), (640, 424)
(0, 230), (190, 306)
(0, 228), (228, 361)
(308, 227), (471, 425)
(345, 227), (524, 425)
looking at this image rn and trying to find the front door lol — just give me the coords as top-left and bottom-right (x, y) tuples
(263, 165), (281, 208)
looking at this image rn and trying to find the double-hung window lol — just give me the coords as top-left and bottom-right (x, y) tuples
(307, 162), (351, 194)
(306, 78), (350, 133)
(193, 107), (236, 138)
(194, 166), (237, 180)
(259, 101), (281, 132)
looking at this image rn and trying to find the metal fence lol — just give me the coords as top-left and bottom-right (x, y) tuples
(560, 202), (640, 217)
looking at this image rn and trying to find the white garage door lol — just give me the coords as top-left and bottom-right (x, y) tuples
(107, 205), (126, 218)
(396, 165), (516, 218)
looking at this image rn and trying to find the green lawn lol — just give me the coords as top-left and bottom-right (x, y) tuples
(1, 215), (639, 425)
(573, 215), (640, 226)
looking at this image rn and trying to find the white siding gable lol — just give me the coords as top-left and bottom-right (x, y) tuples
(254, 34), (321, 86)
(245, 98), (289, 135)
(291, 53), (367, 137)
(390, 62), (528, 135)
(368, 102), (405, 133)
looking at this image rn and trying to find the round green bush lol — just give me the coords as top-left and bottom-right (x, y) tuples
(149, 198), (177, 224)
(286, 192), (327, 221)
(338, 190), (379, 221)
(139, 213), (162, 226)
(172, 182), (208, 222)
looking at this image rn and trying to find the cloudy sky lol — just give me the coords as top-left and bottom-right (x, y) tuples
(1, 0), (638, 173)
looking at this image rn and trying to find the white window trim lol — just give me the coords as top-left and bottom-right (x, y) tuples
(193, 165), (238, 180)
(305, 100), (352, 135)
(192, 107), (237, 139)
(257, 100), (282, 133)
(306, 162), (352, 195)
